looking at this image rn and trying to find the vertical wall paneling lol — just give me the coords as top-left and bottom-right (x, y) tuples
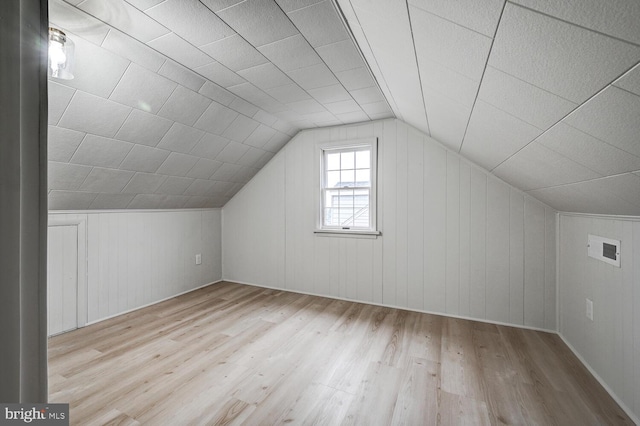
(559, 214), (640, 423)
(223, 119), (557, 331)
(486, 178), (510, 323)
(509, 190), (525, 325)
(47, 225), (78, 336)
(445, 153), (460, 315)
(469, 167), (487, 319)
(544, 208), (557, 330)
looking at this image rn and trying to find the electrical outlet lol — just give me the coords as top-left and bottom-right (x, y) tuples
(195, 254), (202, 265)
(586, 298), (593, 321)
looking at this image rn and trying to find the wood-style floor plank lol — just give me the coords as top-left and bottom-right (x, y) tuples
(48, 282), (633, 425)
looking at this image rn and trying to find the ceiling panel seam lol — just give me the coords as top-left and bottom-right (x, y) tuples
(526, 170), (640, 192)
(457, 0), (508, 154)
(490, 58), (640, 171)
(404, 0), (432, 136)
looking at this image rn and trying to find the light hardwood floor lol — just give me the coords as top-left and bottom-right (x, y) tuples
(49, 282), (632, 425)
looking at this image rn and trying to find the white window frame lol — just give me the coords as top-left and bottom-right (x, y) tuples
(314, 138), (380, 237)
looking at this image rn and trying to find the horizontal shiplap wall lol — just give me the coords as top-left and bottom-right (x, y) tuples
(49, 209), (222, 324)
(558, 214), (640, 422)
(223, 119), (556, 330)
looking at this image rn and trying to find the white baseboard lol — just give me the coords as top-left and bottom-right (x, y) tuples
(558, 333), (639, 425)
(85, 279), (224, 326)
(223, 278), (555, 334)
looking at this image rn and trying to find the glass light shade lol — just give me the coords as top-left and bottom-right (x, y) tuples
(48, 28), (74, 80)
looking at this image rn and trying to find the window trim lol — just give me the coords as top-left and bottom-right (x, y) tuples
(315, 138), (379, 236)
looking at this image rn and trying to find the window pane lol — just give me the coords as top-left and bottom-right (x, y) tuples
(356, 150), (370, 169)
(341, 151), (354, 169)
(339, 189), (354, 226)
(353, 189), (369, 227)
(340, 169), (355, 187)
(355, 169), (370, 186)
(327, 171), (340, 188)
(326, 152), (340, 170)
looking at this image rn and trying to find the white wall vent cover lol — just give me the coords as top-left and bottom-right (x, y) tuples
(587, 234), (621, 267)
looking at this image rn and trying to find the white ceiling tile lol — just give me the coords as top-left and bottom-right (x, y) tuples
(195, 61), (246, 88)
(190, 133), (230, 160)
(288, 63), (340, 90)
(335, 67), (375, 91)
(244, 124), (277, 148)
(147, 33), (214, 69)
(48, 81), (75, 125)
(186, 158), (223, 179)
(460, 100), (542, 170)
(265, 84), (312, 104)
(211, 180), (235, 194)
(262, 132), (291, 152)
(201, 35), (268, 72)
(101, 29), (165, 72)
(367, 112), (393, 121)
(210, 162), (242, 181)
(316, 39), (365, 73)
(285, 98), (326, 114)
(226, 83), (288, 113)
(423, 87), (471, 151)
(229, 98), (259, 117)
(614, 63), (640, 96)
(564, 86), (640, 157)
(489, 3), (640, 103)
(119, 145), (171, 173)
(193, 102), (238, 134)
(215, 0), (298, 47)
(253, 110), (278, 126)
(156, 152), (200, 176)
(408, 0), (504, 37)
(236, 147), (266, 167)
(156, 176), (195, 194)
(199, 0), (244, 13)
(336, 110), (370, 124)
(79, 167), (135, 193)
(48, 126), (85, 162)
(184, 179), (216, 196)
(198, 81), (235, 105)
(417, 58), (479, 109)
(59, 91), (132, 138)
(511, 0), (640, 45)
(215, 141), (250, 163)
(237, 63), (294, 90)
(157, 122), (205, 153)
(145, 0), (233, 46)
(157, 86), (212, 126)
(49, 0), (110, 45)
(127, 193), (189, 209)
(49, 191), (97, 210)
(70, 134), (134, 168)
(410, 6), (492, 82)
(110, 64), (177, 113)
(478, 67), (578, 129)
(122, 172), (167, 194)
(158, 60), (206, 92)
(78, 0), (170, 42)
(276, 0), (323, 13)
(350, 86), (384, 105)
(287, 1), (349, 47)
(124, 0), (167, 11)
(323, 99), (362, 115)
(221, 115), (261, 143)
(49, 162), (92, 190)
(182, 196), (216, 208)
(232, 166), (258, 183)
(115, 109), (173, 147)
(307, 84), (351, 104)
(258, 35), (323, 71)
(89, 193), (136, 209)
(272, 121), (298, 136)
(360, 101), (390, 116)
(538, 122), (640, 176)
(492, 142), (601, 191)
(254, 151), (275, 168)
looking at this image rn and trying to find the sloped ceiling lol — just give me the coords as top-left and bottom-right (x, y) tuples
(48, 0), (393, 209)
(338, 0), (640, 215)
(49, 0), (640, 216)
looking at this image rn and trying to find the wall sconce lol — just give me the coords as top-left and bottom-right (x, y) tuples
(48, 27), (74, 80)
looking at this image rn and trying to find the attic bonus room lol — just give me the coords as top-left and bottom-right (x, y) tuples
(1, 0), (640, 424)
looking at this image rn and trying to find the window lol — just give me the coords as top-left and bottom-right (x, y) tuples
(316, 138), (378, 235)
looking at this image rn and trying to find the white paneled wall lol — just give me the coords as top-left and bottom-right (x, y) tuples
(558, 214), (640, 422)
(223, 119), (557, 330)
(48, 209), (222, 324)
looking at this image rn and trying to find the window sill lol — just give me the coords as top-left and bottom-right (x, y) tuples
(314, 229), (381, 239)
